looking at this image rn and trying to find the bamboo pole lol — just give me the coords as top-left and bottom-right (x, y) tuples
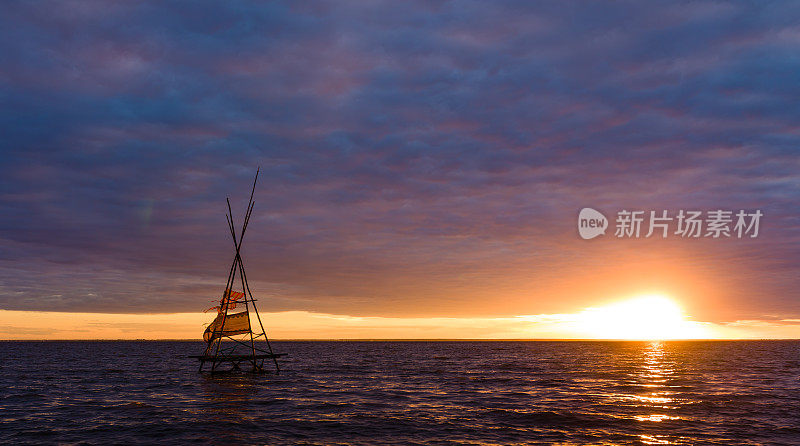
(238, 254), (279, 374)
(213, 171), (257, 371)
(211, 200), (244, 371)
(230, 196), (258, 370)
(200, 167), (279, 374)
(204, 207), (242, 371)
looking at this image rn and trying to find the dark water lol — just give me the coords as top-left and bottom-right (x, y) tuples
(1, 341), (799, 445)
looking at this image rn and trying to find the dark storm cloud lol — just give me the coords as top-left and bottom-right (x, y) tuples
(1, 1), (798, 318)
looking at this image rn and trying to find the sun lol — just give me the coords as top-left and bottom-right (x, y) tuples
(575, 294), (709, 340)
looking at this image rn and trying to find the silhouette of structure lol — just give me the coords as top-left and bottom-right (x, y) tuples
(191, 168), (285, 373)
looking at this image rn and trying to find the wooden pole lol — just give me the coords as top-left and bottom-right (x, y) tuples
(211, 200), (243, 371)
(215, 169), (259, 372)
(200, 167), (279, 374)
(238, 254), (279, 374)
(204, 206), (242, 371)
(231, 197), (259, 371)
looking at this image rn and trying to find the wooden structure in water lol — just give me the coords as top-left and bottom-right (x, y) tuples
(190, 168), (285, 373)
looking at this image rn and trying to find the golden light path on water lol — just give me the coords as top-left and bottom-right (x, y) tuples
(570, 295), (703, 443)
(634, 342), (684, 445)
(584, 341), (691, 445)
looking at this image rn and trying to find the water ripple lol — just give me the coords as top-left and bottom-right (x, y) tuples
(1, 340), (799, 445)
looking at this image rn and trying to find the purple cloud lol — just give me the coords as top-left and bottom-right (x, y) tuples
(1, 1), (798, 321)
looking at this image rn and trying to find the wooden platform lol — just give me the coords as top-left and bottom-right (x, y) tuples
(189, 353), (287, 361)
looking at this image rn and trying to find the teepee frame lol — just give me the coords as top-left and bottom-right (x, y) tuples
(192, 168), (285, 373)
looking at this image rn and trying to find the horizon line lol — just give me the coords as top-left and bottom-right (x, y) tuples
(2, 338), (798, 342)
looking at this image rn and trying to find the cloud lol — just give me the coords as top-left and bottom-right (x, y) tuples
(0, 1), (799, 320)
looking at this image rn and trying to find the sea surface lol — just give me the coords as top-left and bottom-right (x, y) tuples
(1, 340), (799, 445)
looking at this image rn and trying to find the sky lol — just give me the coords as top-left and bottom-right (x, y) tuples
(1, 1), (799, 339)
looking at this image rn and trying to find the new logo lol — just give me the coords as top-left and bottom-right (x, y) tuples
(578, 208), (608, 239)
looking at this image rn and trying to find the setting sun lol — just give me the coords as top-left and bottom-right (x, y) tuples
(576, 294), (711, 340)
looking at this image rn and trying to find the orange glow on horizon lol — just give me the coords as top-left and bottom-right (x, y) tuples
(0, 306), (799, 340)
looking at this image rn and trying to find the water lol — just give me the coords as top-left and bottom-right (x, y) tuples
(1, 341), (798, 445)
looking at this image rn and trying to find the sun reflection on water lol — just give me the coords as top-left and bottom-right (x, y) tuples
(640, 434), (674, 445)
(633, 342), (686, 445)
